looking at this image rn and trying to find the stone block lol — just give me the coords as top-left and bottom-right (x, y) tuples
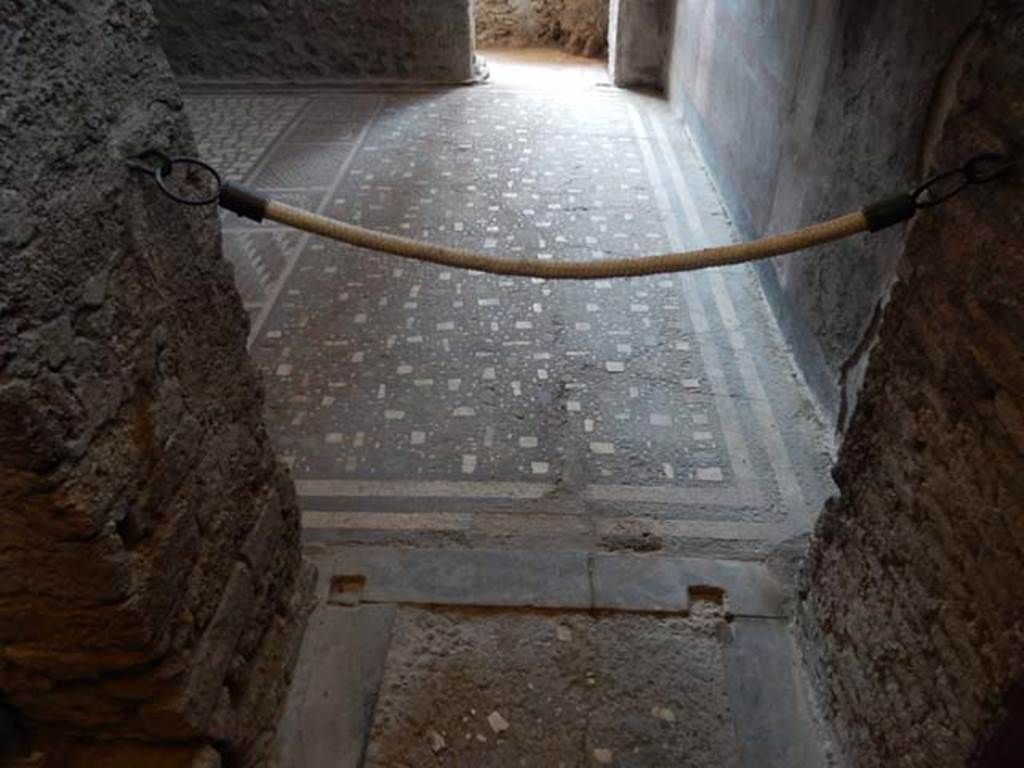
(140, 564), (257, 739)
(1, 2), (311, 758)
(798, 17), (1024, 766)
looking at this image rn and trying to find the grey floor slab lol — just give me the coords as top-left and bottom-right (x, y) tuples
(591, 552), (790, 618)
(724, 619), (828, 768)
(315, 546), (593, 610)
(309, 546), (789, 618)
(273, 603), (396, 768)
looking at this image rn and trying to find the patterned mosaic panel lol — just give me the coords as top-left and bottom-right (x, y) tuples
(186, 85), (825, 537)
(184, 94), (308, 182)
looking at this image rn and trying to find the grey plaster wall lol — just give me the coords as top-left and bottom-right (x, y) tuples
(665, 0), (983, 427)
(153, 0), (475, 83)
(799, 17), (1024, 765)
(609, 0), (672, 88)
(0, 1), (311, 762)
(475, 0), (609, 57)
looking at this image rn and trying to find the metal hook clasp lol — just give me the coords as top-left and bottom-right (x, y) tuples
(912, 152), (1017, 208)
(126, 149), (173, 179)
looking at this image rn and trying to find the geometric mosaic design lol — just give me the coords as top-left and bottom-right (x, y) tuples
(186, 82), (831, 557)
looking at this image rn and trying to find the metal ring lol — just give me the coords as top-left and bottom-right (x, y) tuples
(155, 156), (222, 206)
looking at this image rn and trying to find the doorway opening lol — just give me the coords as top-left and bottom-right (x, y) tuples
(472, 0), (612, 89)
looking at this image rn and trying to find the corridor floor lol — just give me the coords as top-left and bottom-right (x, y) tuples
(185, 50), (832, 768)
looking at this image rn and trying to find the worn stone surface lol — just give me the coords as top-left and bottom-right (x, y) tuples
(665, 0), (984, 427)
(365, 606), (739, 767)
(273, 603), (397, 768)
(152, 0), (475, 83)
(0, 1), (311, 762)
(609, 0), (672, 88)
(799, 18), (1024, 768)
(475, 0), (609, 57)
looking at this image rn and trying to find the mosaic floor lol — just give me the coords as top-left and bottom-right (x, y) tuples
(185, 71), (833, 559)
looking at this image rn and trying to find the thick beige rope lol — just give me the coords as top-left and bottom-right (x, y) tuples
(265, 200), (869, 280)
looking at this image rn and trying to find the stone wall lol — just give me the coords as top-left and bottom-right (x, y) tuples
(475, 0), (609, 57)
(609, 0), (672, 88)
(799, 15), (1024, 767)
(665, 0), (983, 428)
(153, 0), (475, 83)
(0, 2), (312, 764)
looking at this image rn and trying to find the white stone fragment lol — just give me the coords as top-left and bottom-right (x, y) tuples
(487, 711), (509, 734)
(462, 454), (477, 474)
(556, 626), (572, 642)
(651, 706), (677, 723)
(410, 431), (426, 446)
(429, 730), (446, 753)
(531, 462), (550, 475)
(519, 436), (538, 448)
(605, 362), (626, 373)
(593, 748), (613, 764)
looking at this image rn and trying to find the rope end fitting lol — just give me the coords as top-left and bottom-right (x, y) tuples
(220, 182), (268, 223)
(862, 194), (917, 233)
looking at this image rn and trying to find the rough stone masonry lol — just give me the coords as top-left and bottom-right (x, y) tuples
(0, 2), (313, 765)
(474, 0), (610, 57)
(152, 0), (476, 83)
(798, 12), (1024, 767)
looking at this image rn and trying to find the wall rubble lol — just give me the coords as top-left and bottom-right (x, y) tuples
(799, 15), (1024, 767)
(474, 0), (609, 57)
(0, 2), (314, 764)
